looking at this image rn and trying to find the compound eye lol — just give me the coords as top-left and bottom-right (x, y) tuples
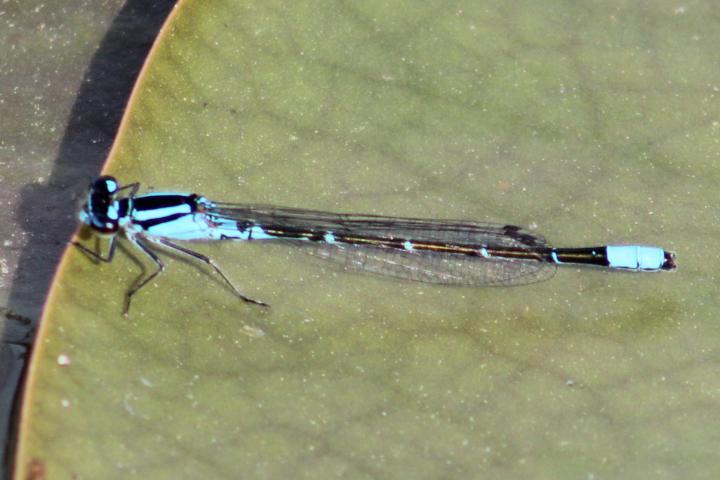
(93, 176), (120, 195)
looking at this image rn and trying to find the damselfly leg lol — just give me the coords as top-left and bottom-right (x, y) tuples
(149, 237), (269, 308)
(124, 234), (164, 316)
(72, 236), (117, 264)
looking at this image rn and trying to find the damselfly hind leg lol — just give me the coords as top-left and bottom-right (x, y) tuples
(152, 237), (270, 308)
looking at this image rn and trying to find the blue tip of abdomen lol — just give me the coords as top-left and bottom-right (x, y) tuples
(606, 245), (668, 271)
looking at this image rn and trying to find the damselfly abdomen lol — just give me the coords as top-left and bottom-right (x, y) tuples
(74, 176), (676, 314)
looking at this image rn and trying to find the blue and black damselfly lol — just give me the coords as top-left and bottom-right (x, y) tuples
(74, 176), (676, 314)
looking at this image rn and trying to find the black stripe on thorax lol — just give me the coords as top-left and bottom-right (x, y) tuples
(135, 212), (192, 229)
(128, 194), (200, 229)
(132, 194), (199, 211)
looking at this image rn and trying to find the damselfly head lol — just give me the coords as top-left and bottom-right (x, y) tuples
(79, 176), (122, 234)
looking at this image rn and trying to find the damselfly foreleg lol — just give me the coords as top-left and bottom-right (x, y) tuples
(118, 181), (140, 198)
(72, 235), (117, 264)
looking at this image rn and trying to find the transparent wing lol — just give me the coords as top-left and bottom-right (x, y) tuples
(296, 242), (556, 286)
(208, 203), (556, 287)
(210, 204), (548, 247)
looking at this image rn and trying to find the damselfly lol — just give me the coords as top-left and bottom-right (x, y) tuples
(74, 176), (677, 314)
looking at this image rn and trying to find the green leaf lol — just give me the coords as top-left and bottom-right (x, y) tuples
(16, 1), (713, 478)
